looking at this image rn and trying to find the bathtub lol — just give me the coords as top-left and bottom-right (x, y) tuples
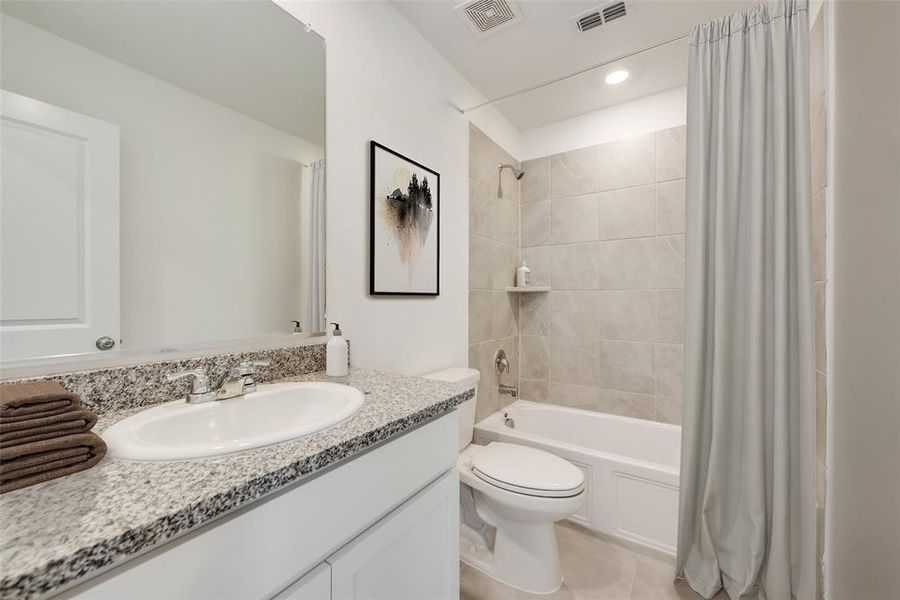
(475, 400), (682, 555)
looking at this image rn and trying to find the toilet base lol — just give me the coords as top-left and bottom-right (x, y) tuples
(459, 519), (563, 594)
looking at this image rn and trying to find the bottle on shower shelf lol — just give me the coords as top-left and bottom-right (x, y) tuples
(516, 260), (531, 287)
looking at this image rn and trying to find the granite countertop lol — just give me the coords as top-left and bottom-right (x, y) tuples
(0, 368), (473, 600)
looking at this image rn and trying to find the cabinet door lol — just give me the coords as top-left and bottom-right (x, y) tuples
(271, 563), (331, 600)
(328, 471), (458, 600)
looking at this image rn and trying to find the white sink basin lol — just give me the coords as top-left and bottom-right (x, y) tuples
(103, 382), (365, 461)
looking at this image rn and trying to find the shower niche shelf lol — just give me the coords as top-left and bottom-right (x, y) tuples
(506, 286), (550, 293)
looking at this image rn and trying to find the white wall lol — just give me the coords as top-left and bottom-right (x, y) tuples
(827, 1), (900, 597)
(275, 1), (520, 375)
(519, 87), (686, 160)
(1, 15), (324, 350)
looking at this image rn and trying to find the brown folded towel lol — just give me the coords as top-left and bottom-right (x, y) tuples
(0, 432), (106, 494)
(0, 381), (81, 423)
(0, 409), (98, 448)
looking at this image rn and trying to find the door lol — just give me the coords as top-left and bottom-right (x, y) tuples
(328, 471), (459, 600)
(0, 90), (120, 361)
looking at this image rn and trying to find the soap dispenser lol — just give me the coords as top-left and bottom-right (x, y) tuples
(326, 323), (348, 377)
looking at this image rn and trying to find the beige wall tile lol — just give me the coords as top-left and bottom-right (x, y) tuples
(812, 189), (826, 282)
(595, 389), (657, 420)
(469, 123), (517, 189)
(520, 335), (550, 380)
(491, 243), (519, 290)
(468, 290), (492, 345)
(656, 235), (685, 289)
(656, 126), (686, 182)
(596, 290), (657, 341)
(498, 165), (520, 203)
(655, 343), (684, 398)
(811, 93), (827, 194)
(597, 133), (655, 191)
(468, 124), (496, 187)
(552, 194), (601, 243)
(551, 290), (600, 337)
(521, 201), (551, 247)
(521, 157), (550, 203)
(551, 146), (599, 198)
(551, 336), (599, 387)
(469, 234), (493, 290)
(520, 378), (550, 402)
(490, 193), (519, 247)
(657, 179), (686, 235)
(550, 381), (601, 410)
(469, 178), (493, 239)
(597, 185), (656, 240)
(521, 246), (551, 287)
(519, 292), (551, 335)
(551, 243), (601, 289)
(469, 341), (499, 421)
(598, 340), (655, 394)
(656, 289), (685, 343)
(492, 290), (518, 339)
(656, 395), (683, 425)
(596, 238), (657, 290)
(816, 282), (827, 372)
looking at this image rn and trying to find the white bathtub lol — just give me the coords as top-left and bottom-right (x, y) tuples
(475, 400), (682, 555)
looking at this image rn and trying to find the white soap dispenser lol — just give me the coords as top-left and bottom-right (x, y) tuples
(516, 260), (532, 287)
(326, 322), (349, 377)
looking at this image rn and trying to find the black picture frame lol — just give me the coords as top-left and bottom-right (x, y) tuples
(369, 141), (440, 296)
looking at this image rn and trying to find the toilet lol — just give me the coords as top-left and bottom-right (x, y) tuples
(425, 367), (585, 594)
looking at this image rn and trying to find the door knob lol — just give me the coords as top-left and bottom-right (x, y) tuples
(95, 336), (116, 351)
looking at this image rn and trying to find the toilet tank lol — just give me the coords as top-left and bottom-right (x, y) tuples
(424, 367), (480, 451)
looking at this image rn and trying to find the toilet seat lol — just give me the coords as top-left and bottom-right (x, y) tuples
(471, 442), (584, 498)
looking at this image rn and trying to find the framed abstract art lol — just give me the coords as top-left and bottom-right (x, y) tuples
(369, 141), (440, 296)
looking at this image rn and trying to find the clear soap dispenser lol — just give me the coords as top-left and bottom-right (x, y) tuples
(326, 323), (349, 377)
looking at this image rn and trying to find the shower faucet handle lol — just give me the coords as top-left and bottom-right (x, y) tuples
(494, 349), (510, 375)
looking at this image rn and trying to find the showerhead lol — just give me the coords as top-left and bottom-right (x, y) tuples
(497, 163), (526, 197)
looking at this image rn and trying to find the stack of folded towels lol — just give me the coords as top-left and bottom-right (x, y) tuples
(0, 380), (106, 494)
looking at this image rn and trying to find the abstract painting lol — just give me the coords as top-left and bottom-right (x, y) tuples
(370, 141), (439, 295)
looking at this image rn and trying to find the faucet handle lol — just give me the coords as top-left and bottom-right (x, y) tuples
(231, 360), (270, 376)
(165, 368), (210, 393)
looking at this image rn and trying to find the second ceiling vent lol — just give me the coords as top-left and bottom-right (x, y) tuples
(456, 0), (524, 39)
(574, 0), (633, 33)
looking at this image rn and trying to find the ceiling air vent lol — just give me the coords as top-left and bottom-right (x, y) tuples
(574, 0), (633, 32)
(455, 0), (524, 39)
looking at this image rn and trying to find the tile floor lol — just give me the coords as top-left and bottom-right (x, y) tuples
(460, 522), (727, 600)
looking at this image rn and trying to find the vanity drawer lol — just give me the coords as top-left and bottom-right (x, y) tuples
(59, 412), (459, 599)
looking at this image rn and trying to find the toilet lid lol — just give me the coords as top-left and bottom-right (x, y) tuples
(472, 442), (584, 498)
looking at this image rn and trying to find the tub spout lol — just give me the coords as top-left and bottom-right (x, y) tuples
(499, 384), (518, 398)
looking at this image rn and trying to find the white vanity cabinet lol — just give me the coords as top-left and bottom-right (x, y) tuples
(61, 413), (459, 600)
(327, 471), (458, 599)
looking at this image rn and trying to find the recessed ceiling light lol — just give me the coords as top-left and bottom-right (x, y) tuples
(605, 70), (630, 85)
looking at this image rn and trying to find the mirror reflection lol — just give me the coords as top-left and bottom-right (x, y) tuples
(0, 0), (326, 363)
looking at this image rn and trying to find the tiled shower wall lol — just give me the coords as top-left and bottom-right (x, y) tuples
(810, 9), (829, 596)
(516, 127), (686, 424)
(468, 124), (521, 422)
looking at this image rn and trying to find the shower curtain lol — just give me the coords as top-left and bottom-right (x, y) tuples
(677, 1), (816, 599)
(305, 159), (326, 332)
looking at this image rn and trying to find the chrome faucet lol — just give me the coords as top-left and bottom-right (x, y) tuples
(494, 349), (510, 375)
(166, 361), (270, 404)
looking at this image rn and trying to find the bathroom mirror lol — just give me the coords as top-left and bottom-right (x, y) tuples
(0, 0), (326, 364)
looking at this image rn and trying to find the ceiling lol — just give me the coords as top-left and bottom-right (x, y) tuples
(1, 0), (325, 145)
(393, 0), (754, 130)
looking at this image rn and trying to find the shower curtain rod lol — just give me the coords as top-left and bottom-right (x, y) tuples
(459, 31), (690, 114)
